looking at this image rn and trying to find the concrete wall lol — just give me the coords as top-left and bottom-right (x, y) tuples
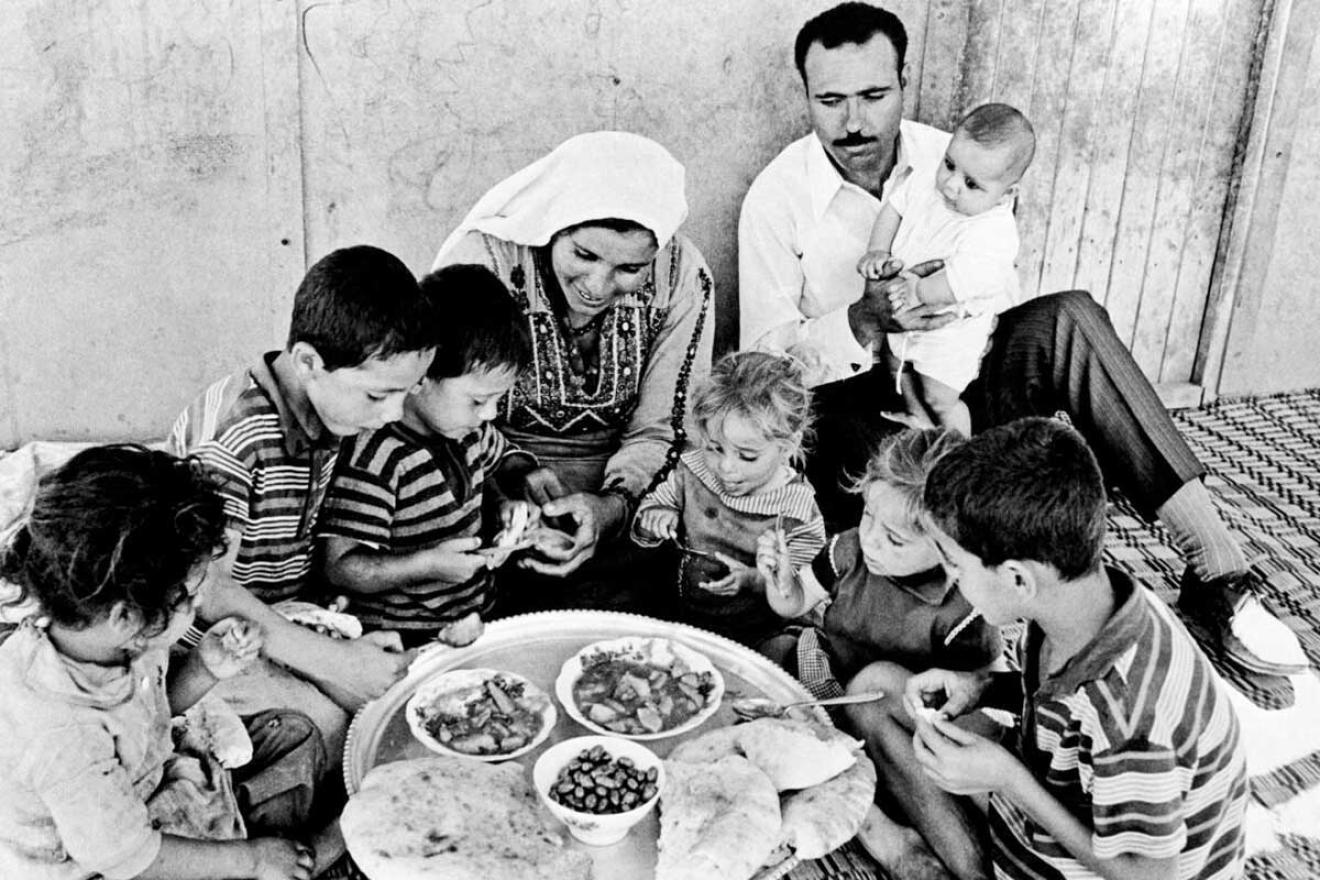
(2, 0), (958, 447)
(1, 0), (1316, 447)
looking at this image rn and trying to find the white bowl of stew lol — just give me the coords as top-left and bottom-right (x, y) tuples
(555, 637), (724, 740)
(405, 668), (556, 761)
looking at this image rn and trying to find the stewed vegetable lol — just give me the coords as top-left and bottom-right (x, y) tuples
(417, 674), (549, 756)
(573, 652), (716, 735)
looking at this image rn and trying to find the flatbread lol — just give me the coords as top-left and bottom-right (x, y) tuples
(778, 747), (876, 858)
(655, 755), (782, 880)
(733, 717), (859, 791)
(340, 757), (590, 880)
(667, 723), (741, 763)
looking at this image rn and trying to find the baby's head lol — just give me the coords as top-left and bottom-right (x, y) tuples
(851, 428), (964, 577)
(408, 264), (531, 439)
(692, 351), (813, 497)
(938, 102), (1036, 216)
(0, 445), (228, 661)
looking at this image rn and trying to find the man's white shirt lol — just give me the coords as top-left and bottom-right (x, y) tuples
(738, 121), (951, 385)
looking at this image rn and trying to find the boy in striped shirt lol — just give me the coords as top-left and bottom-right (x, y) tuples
(320, 265), (545, 649)
(170, 245), (437, 728)
(909, 418), (1246, 880)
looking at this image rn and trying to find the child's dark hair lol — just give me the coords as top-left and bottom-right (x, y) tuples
(849, 428), (964, 532)
(288, 244), (435, 370)
(693, 351), (813, 465)
(794, 3), (908, 84)
(957, 103), (1036, 181)
(420, 264), (532, 380)
(0, 445), (228, 635)
(923, 417), (1107, 580)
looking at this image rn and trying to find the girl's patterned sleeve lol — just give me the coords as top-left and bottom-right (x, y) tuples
(784, 498), (828, 570)
(631, 462), (686, 548)
(605, 235), (715, 500)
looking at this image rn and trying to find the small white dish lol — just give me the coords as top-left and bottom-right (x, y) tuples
(532, 735), (665, 846)
(405, 668), (556, 762)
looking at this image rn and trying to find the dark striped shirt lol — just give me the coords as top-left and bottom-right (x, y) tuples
(319, 421), (521, 633)
(991, 568), (1247, 880)
(169, 353), (340, 603)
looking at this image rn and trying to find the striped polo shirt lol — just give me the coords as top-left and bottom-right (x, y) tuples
(318, 421), (525, 634)
(169, 352), (341, 604)
(991, 568), (1247, 880)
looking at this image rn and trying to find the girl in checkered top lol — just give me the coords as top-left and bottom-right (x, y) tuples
(632, 351), (825, 650)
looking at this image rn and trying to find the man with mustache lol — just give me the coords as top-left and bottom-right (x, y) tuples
(739, 2), (1305, 695)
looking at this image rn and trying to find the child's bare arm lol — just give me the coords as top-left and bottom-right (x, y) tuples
(136, 835), (313, 880)
(630, 467), (683, 546)
(857, 204), (902, 279)
(997, 767), (1179, 880)
(756, 528), (813, 618)
(322, 535), (487, 594)
(867, 203), (901, 254)
(196, 538), (412, 712)
(167, 617), (263, 714)
(913, 717), (1179, 880)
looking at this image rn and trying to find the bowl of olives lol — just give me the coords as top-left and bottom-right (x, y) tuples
(531, 735), (664, 846)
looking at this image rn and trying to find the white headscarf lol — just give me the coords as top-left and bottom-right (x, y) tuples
(433, 131), (688, 267)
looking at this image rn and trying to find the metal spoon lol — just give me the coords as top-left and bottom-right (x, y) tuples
(730, 690), (885, 720)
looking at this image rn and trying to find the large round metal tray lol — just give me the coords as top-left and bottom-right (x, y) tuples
(343, 610), (822, 880)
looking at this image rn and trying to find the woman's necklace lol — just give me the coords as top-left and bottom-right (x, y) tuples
(535, 249), (604, 393)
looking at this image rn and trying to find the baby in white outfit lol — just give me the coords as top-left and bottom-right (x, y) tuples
(858, 103), (1036, 435)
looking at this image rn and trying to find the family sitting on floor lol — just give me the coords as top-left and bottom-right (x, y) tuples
(0, 4), (1308, 880)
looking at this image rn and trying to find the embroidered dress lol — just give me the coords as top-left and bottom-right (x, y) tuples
(634, 450), (825, 647)
(434, 132), (714, 507)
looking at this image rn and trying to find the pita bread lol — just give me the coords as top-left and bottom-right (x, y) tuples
(655, 755), (781, 880)
(666, 724), (741, 763)
(778, 747), (876, 858)
(733, 717), (860, 791)
(340, 757), (590, 880)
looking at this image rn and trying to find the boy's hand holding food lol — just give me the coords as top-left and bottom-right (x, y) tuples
(422, 536), (490, 583)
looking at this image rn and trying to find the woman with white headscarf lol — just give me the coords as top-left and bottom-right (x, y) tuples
(433, 131), (714, 613)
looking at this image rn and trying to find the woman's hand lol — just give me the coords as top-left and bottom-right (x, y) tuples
(197, 616), (264, 680)
(697, 552), (758, 597)
(912, 715), (1022, 797)
(520, 491), (615, 576)
(248, 837), (314, 880)
(637, 508), (679, 541)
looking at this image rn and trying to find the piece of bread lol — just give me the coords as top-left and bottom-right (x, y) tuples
(778, 745), (877, 859)
(341, 757), (590, 880)
(655, 755), (782, 880)
(731, 717), (859, 791)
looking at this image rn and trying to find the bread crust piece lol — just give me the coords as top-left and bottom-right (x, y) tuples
(667, 718), (877, 864)
(341, 757), (590, 880)
(778, 748), (877, 859)
(656, 755), (782, 880)
(728, 717), (860, 791)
